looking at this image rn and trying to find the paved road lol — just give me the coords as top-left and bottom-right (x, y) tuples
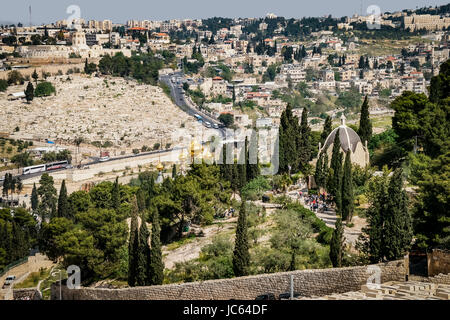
(159, 71), (226, 137)
(1, 72), (222, 185)
(0, 147), (186, 185)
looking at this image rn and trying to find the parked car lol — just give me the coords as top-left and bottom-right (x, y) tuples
(255, 293), (276, 300)
(278, 292), (301, 300)
(2, 275), (16, 289)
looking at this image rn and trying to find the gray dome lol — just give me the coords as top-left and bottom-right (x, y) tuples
(323, 125), (362, 154)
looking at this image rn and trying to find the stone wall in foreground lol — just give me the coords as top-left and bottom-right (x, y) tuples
(52, 259), (407, 300)
(428, 249), (450, 277)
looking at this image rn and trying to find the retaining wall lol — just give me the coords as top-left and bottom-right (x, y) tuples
(51, 259), (407, 300)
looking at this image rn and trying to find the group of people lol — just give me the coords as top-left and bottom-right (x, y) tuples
(299, 191), (331, 214)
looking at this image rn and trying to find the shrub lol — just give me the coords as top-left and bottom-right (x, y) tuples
(0, 79), (8, 92)
(35, 81), (56, 97)
(7, 70), (24, 85)
(241, 176), (271, 201)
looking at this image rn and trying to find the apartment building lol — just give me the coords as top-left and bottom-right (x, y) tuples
(280, 64), (306, 83)
(403, 14), (450, 31)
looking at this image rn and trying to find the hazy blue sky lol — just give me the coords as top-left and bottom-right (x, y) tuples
(1, 0), (448, 25)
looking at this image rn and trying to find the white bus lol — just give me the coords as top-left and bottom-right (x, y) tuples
(46, 161), (69, 171)
(23, 164), (46, 175)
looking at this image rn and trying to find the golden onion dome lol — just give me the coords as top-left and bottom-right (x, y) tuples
(156, 162), (164, 171)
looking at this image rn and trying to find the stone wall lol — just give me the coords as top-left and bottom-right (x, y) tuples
(13, 288), (42, 300)
(0, 63), (84, 80)
(428, 249), (450, 277)
(52, 259), (407, 300)
(429, 273), (450, 285)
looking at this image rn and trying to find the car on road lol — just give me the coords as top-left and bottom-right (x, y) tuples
(2, 275), (16, 289)
(204, 122), (212, 128)
(99, 156), (110, 162)
(213, 123), (219, 129)
(255, 293), (276, 300)
(278, 292), (301, 300)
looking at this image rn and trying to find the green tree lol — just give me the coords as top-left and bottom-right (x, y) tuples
(32, 69), (39, 83)
(0, 79), (8, 92)
(329, 218), (344, 267)
(358, 96), (372, 145)
(429, 59), (450, 103)
(383, 169), (413, 260)
(172, 164), (177, 178)
(297, 108), (311, 172)
(57, 180), (70, 219)
(111, 177), (120, 211)
(314, 152), (324, 189)
(136, 212), (150, 286)
(341, 151), (354, 222)
(31, 183), (39, 212)
(246, 132), (260, 182)
(218, 113), (234, 127)
(320, 116), (332, 146)
(413, 152), (450, 249)
(328, 130), (343, 212)
(37, 173), (57, 220)
(148, 208), (164, 285)
(128, 198), (139, 287)
(279, 104), (300, 174)
(233, 201), (250, 277)
(25, 82), (34, 103)
(34, 81), (56, 97)
(7, 70), (24, 85)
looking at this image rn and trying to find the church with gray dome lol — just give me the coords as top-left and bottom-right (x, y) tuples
(319, 115), (370, 168)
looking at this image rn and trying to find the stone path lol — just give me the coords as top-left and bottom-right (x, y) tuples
(162, 218), (237, 270)
(286, 187), (366, 246)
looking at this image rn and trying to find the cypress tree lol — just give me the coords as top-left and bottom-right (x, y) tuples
(112, 177), (120, 211)
(298, 108), (311, 171)
(328, 129), (343, 207)
(128, 198), (139, 287)
(320, 116), (332, 146)
(341, 151), (354, 222)
(136, 189), (146, 212)
(232, 161), (239, 193)
(361, 171), (389, 263)
(314, 152), (324, 189)
(32, 69), (39, 83)
(238, 142), (247, 191)
(136, 212), (150, 286)
(383, 169), (413, 261)
(358, 96), (372, 145)
(31, 183), (38, 212)
(148, 208), (164, 285)
(322, 153), (329, 190)
(279, 104), (299, 173)
(233, 201), (250, 277)
(330, 218), (344, 267)
(57, 180), (70, 219)
(172, 164), (177, 178)
(25, 82), (34, 103)
(246, 132), (260, 182)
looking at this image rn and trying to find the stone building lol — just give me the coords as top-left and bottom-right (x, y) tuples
(319, 115), (370, 168)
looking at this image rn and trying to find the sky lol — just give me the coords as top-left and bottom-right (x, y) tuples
(1, 0), (449, 25)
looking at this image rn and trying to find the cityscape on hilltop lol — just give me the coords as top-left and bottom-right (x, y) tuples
(0, 1), (449, 308)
